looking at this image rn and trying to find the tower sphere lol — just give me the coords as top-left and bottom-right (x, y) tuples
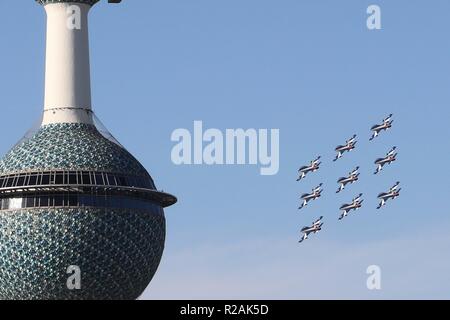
(0, 0), (176, 300)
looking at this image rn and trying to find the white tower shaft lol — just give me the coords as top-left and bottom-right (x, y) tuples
(42, 3), (93, 125)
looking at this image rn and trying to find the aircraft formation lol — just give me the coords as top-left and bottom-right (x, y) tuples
(296, 114), (400, 244)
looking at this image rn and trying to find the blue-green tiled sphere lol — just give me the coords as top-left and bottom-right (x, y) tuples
(0, 208), (165, 300)
(0, 123), (166, 300)
(0, 123), (150, 178)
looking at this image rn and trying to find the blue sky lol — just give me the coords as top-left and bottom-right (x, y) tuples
(1, 0), (449, 299)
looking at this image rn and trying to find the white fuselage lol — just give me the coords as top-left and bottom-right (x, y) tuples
(380, 191), (400, 201)
(341, 176), (357, 185)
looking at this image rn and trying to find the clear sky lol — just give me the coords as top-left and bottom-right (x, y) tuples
(1, 0), (449, 299)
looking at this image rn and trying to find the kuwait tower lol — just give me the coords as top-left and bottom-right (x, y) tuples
(0, 0), (177, 299)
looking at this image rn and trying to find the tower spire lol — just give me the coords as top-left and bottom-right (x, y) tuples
(38, 0), (121, 125)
